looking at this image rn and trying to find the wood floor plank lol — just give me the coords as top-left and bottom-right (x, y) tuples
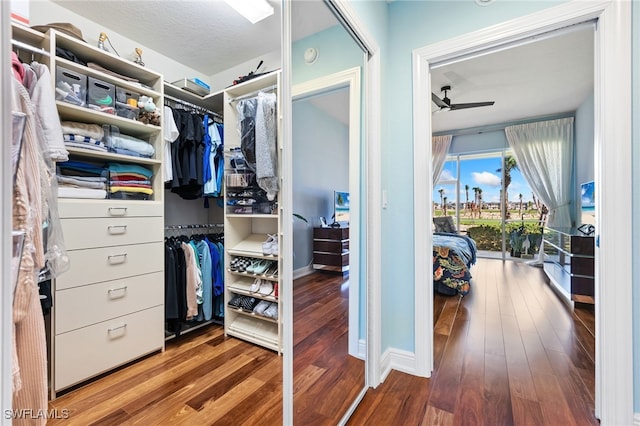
(483, 352), (514, 425)
(427, 317), (469, 413)
(502, 316), (538, 401)
(351, 259), (595, 426)
(434, 296), (461, 336)
(452, 367), (484, 426)
(510, 396), (545, 426)
(422, 405), (454, 426)
(532, 372), (579, 426)
(47, 258), (595, 426)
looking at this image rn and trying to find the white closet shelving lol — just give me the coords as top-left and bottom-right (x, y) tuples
(15, 23), (167, 396)
(223, 71), (283, 353)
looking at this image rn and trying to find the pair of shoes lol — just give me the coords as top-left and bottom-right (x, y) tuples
(262, 234), (279, 256)
(258, 280), (274, 296)
(249, 278), (262, 293)
(253, 300), (271, 315)
(273, 282), (278, 298)
(228, 295), (260, 312)
(262, 262), (278, 278)
(247, 259), (273, 275)
(228, 295), (243, 308)
(239, 296), (259, 312)
(249, 278), (273, 295)
(231, 257), (252, 272)
(263, 303), (278, 320)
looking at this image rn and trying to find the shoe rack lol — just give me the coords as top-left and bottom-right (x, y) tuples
(223, 71), (282, 353)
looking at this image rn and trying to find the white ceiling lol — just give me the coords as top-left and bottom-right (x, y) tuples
(51, 2), (593, 134)
(431, 25), (594, 133)
(52, 0), (337, 77)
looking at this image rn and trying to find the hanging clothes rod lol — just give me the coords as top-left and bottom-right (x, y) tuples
(11, 39), (50, 57)
(164, 223), (223, 230)
(164, 94), (222, 118)
(227, 84), (277, 103)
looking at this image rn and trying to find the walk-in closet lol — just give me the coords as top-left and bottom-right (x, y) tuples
(5, 0), (372, 424)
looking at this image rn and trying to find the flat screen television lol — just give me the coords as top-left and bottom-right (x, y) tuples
(580, 180), (595, 225)
(334, 191), (350, 225)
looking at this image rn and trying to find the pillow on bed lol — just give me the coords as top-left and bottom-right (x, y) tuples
(433, 216), (456, 233)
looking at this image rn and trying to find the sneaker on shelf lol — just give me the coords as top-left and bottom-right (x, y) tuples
(262, 234), (277, 255)
(262, 234), (278, 256)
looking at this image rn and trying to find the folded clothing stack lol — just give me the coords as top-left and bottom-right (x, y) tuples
(104, 131), (155, 158)
(108, 163), (153, 200)
(56, 160), (107, 199)
(60, 121), (107, 152)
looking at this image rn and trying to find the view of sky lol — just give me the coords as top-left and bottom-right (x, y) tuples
(434, 156), (535, 207)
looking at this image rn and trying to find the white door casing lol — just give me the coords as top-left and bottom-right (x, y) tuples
(413, 1), (632, 424)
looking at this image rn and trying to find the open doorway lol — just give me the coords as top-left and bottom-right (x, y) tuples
(413, 2), (633, 424)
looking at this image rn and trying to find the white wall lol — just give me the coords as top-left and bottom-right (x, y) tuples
(29, 1), (204, 84)
(208, 49), (280, 93)
(575, 92), (595, 186)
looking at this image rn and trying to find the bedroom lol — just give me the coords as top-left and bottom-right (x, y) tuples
(429, 23), (594, 300)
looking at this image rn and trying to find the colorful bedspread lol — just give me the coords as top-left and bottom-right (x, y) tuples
(433, 233), (477, 296)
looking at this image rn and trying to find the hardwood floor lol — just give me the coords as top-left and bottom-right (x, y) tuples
(293, 272), (365, 424)
(46, 271), (357, 425)
(46, 259), (595, 425)
(348, 258), (597, 426)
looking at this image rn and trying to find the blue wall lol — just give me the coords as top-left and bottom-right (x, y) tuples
(380, 0), (565, 352)
(292, 99), (349, 270)
(350, 0), (640, 412)
(291, 18), (367, 338)
(292, 25), (364, 85)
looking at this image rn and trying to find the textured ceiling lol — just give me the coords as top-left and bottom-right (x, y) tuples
(52, 0), (337, 76)
(51, 2), (593, 134)
(431, 25), (594, 133)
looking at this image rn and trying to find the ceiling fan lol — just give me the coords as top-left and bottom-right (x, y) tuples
(431, 85), (495, 111)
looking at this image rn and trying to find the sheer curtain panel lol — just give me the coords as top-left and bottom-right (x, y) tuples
(504, 117), (574, 229)
(432, 135), (452, 182)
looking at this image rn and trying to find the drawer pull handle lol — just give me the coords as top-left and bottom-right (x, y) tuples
(108, 253), (128, 263)
(108, 225), (128, 234)
(107, 324), (127, 333)
(108, 286), (128, 297)
(108, 207), (128, 216)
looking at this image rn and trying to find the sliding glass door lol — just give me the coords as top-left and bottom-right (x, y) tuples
(434, 150), (543, 260)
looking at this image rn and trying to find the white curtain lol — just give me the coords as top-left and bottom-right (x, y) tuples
(432, 134), (452, 182)
(504, 117), (574, 229)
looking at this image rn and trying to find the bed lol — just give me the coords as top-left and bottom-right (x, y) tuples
(433, 232), (477, 296)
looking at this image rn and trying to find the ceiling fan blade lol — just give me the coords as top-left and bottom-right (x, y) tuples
(449, 101), (495, 111)
(431, 92), (449, 109)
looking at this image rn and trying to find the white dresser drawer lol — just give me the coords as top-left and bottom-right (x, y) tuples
(54, 305), (164, 391)
(55, 271), (163, 334)
(61, 217), (163, 250)
(58, 199), (163, 219)
(56, 241), (163, 290)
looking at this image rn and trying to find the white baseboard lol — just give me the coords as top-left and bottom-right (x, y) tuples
(293, 265), (314, 280)
(634, 412), (640, 426)
(380, 347), (417, 384)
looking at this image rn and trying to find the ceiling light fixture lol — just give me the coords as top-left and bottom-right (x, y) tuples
(224, 0), (274, 24)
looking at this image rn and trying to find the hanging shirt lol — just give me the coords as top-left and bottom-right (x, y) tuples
(163, 105), (179, 182)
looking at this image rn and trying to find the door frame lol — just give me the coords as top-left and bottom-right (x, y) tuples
(282, 1), (382, 424)
(412, 1), (632, 423)
(292, 66), (362, 359)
